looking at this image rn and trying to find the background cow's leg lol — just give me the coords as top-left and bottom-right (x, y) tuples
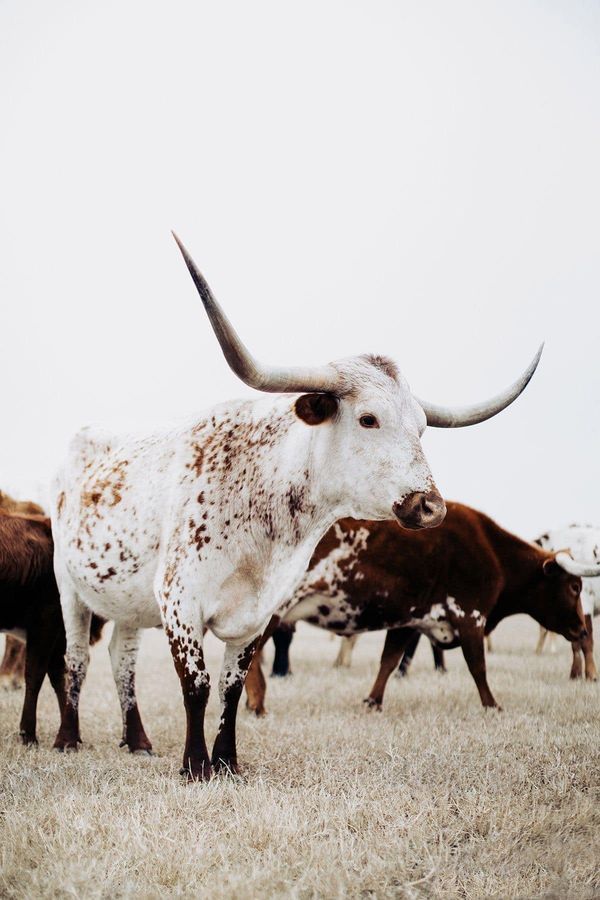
(432, 642), (447, 673)
(109, 624), (153, 753)
(53, 590), (91, 751)
(334, 634), (358, 668)
(569, 639), (583, 679)
(245, 615), (280, 716)
(245, 650), (267, 717)
(46, 639), (67, 724)
(212, 637), (260, 775)
(395, 630), (421, 678)
(271, 623), (295, 677)
(0, 636), (26, 689)
(459, 626), (500, 709)
(535, 626), (548, 655)
(18, 627), (53, 744)
(582, 615), (597, 681)
(485, 634), (493, 654)
(365, 628), (416, 710)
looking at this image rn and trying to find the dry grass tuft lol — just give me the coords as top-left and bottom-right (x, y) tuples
(1, 616), (599, 899)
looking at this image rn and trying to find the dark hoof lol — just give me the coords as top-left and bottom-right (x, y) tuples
(363, 697), (382, 712)
(270, 670), (292, 678)
(53, 740), (80, 752)
(179, 762), (212, 782)
(20, 732), (38, 746)
(119, 739), (154, 754)
(212, 758), (240, 777)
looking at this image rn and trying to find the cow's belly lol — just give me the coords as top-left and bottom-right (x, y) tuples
(284, 594), (460, 644)
(65, 562), (162, 628)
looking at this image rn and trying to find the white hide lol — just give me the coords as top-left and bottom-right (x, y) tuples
(51, 357), (435, 673)
(536, 525), (600, 618)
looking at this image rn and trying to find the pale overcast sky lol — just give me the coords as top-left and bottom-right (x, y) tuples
(1, 0), (598, 539)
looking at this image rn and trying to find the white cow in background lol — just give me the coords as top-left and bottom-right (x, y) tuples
(535, 525), (600, 680)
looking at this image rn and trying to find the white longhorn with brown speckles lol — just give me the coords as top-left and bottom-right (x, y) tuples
(50, 234), (543, 779)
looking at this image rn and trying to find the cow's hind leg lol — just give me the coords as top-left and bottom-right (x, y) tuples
(19, 627), (54, 744)
(459, 625), (500, 709)
(395, 630), (421, 678)
(212, 637), (261, 775)
(109, 624), (152, 753)
(53, 588), (91, 751)
(245, 650), (267, 717)
(365, 628), (416, 710)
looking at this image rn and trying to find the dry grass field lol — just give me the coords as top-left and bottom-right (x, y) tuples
(1, 617), (599, 899)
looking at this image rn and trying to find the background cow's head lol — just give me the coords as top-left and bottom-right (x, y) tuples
(174, 234), (542, 531)
(527, 552), (600, 641)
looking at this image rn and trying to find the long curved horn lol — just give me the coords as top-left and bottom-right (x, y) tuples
(555, 551), (600, 578)
(173, 232), (340, 394)
(415, 345), (543, 428)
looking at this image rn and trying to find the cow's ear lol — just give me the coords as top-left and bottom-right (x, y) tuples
(543, 557), (561, 577)
(294, 393), (339, 425)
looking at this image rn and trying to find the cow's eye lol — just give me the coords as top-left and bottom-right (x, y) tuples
(359, 414), (379, 429)
(570, 581), (580, 595)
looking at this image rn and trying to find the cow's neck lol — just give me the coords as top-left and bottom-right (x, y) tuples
(480, 515), (547, 627)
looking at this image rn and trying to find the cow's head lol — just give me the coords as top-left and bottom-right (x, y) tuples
(529, 552), (600, 641)
(173, 233), (542, 531)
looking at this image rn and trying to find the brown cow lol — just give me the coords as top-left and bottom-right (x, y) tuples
(0, 491), (45, 689)
(0, 509), (104, 744)
(245, 502), (593, 714)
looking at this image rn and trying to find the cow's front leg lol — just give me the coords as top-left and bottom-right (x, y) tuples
(365, 628), (416, 709)
(53, 590), (91, 751)
(164, 616), (211, 782)
(458, 623), (500, 709)
(570, 639), (583, 679)
(212, 637), (260, 775)
(582, 615), (597, 681)
(109, 624), (153, 753)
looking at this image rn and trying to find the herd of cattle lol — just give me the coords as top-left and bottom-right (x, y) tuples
(1, 233), (599, 781)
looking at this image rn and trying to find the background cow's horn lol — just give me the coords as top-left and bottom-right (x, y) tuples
(555, 551), (600, 578)
(173, 232), (341, 394)
(415, 344), (543, 428)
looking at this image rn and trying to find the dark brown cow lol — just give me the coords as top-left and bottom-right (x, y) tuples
(245, 502), (589, 714)
(0, 509), (104, 744)
(0, 491), (45, 689)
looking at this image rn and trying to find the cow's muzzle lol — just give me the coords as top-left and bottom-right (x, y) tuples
(393, 491), (446, 530)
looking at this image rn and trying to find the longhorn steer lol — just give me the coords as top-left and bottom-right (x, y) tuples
(51, 234), (542, 780)
(535, 525), (600, 680)
(245, 503), (595, 714)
